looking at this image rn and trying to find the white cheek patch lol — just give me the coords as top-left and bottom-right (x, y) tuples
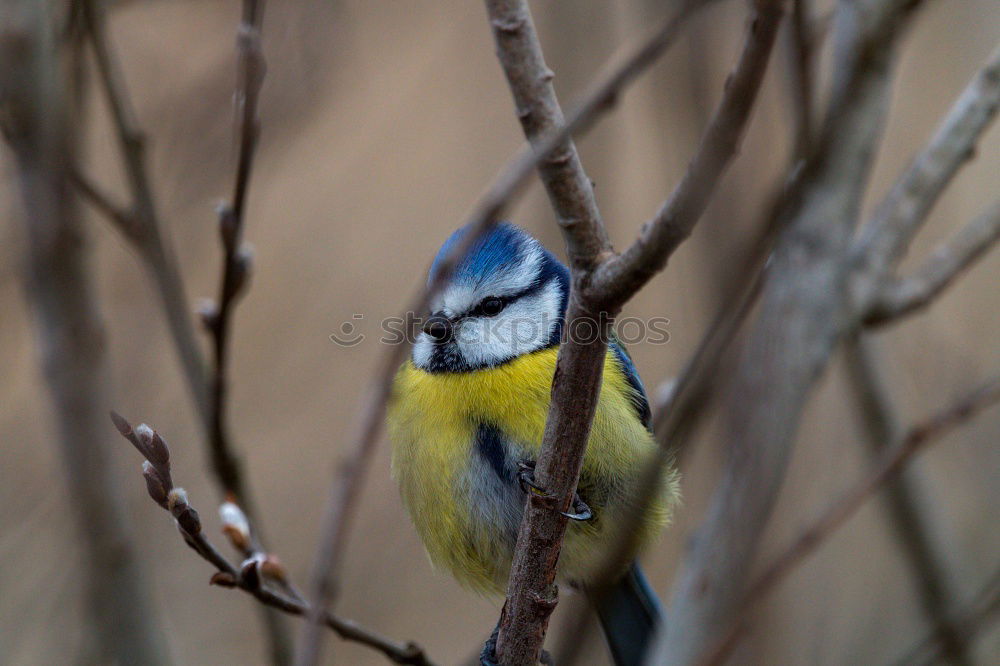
(412, 332), (434, 368)
(455, 279), (562, 368)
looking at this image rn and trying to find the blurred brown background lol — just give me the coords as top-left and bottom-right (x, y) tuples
(1, 0), (998, 664)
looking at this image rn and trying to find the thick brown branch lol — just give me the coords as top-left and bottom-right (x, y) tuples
(110, 414), (436, 666)
(865, 199), (1000, 325)
(485, 1), (783, 663)
(699, 376), (1000, 665)
(484, 0), (610, 272)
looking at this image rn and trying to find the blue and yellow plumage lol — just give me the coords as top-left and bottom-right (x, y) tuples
(387, 222), (680, 665)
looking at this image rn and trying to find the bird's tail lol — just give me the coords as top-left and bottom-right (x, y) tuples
(592, 562), (662, 666)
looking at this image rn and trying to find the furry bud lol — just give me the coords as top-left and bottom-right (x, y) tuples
(219, 500), (251, 552)
(142, 461), (169, 507)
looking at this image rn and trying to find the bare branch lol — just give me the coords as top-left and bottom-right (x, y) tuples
(650, 2), (924, 662)
(592, 0), (785, 305)
(555, 206), (779, 666)
(202, 0), (266, 511)
(865, 199), (1000, 325)
(480, 1), (784, 662)
(485, 0), (610, 271)
(79, 0), (209, 423)
(854, 46), (1000, 303)
(785, 0), (817, 159)
(110, 414), (436, 666)
(843, 333), (972, 664)
(699, 376), (1000, 665)
(1, 3), (168, 661)
(70, 166), (141, 240)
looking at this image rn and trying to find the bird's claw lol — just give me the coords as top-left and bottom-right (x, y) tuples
(517, 461), (548, 496)
(560, 495), (593, 522)
(518, 461), (592, 522)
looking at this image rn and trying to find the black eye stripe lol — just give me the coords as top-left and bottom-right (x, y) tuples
(466, 281), (545, 318)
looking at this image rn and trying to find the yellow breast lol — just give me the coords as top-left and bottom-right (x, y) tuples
(387, 346), (678, 593)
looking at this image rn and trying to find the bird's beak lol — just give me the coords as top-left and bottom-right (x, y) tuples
(422, 312), (454, 343)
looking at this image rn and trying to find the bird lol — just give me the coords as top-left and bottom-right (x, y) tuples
(387, 221), (680, 665)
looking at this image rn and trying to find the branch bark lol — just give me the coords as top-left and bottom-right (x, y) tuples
(1, 2), (169, 662)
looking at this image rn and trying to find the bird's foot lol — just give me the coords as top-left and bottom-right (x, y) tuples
(560, 494), (592, 522)
(517, 460), (549, 497)
(517, 461), (592, 522)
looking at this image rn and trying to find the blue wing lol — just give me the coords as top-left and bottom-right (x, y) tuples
(609, 336), (652, 431)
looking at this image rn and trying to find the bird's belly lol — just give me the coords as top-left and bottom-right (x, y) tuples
(387, 349), (678, 595)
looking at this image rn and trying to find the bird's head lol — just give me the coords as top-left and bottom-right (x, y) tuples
(414, 222), (569, 373)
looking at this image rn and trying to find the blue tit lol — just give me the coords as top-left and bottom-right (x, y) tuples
(387, 222), (680, 665)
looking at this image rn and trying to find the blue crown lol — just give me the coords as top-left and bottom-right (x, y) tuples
(428, 222), (536, 287)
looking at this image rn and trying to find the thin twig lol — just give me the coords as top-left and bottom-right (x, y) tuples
(865, 199), (1000, 325)
(69, 166), (141, 240)
(785, 0), (816, 159)
(698, 376), (1000, 666)
(202, 0), (266, 511)
(109, 414), (436, 666)
(81, 0), (293, 658)
(843, 333), (971, 664)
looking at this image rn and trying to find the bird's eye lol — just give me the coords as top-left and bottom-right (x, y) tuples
(479, 296), (504, 317)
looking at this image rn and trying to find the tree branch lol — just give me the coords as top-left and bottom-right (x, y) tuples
(592, 0), (785, 305)
(484, 0), (610, 271)
(1, 3), (169, 661)
(109, 413), (436, 666)
(865, 199), (1000, 325)
(81, 0), (293, 658)
(79, 0), (210, 424)
(699, 375), (1000, 665)
(843, 333), (972, 664)
(854, 45), (1000, 306)
(649, 2), (923, 662)
(202, 0), (266, 515)
(481, 1), (784, 663)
